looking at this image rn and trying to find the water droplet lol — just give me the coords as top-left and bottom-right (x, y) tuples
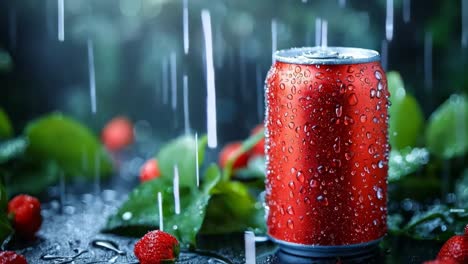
(288, 122), (295, 129)
(288, 146), (294, 153)
(348, 93), (358, 105)
(309, 179), (318, 188)
(295, 66), (301, 73)
(360, 114), (367, 123)
(375, 187), (384, 200)
(296, 171), (305, 183)
(378, 160), (385, 168)
(288, 181), (295, 190)
(315, 72), (324, 79)
(287, 219), (294, 229)
(291, 86), (297, 94)
(317, 165), (325, 174)
(335, 105), (343, 117)
(347, 75), (355, 82)
(276, 119), (283, 127)
(366, 132), (372, 139)
(370, 89), (376, 98)
(304, 197), (311, 204)
(374, 70), (382, 80)
(333, 137), (341, 153)
(345, 152), (353, 161)
(368, 144), (376, 154)
(122, 212), (132, 221)
(280, 83), (285, 90)
(287, 206), (294, 215)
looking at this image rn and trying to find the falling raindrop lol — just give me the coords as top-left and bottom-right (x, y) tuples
(173, 165), (180, 215)
(424, 32), (433, 109)
(244, 231), (256, 264)
(183, 74), (190, 134)
(385, 0), (394, 41)
(195, 133), (200, 187)
(87, 39), (97, 114)
(315, 18), (322, 47)
(162, 57), (169, 105)
(463, 0), (468, 47)
(271, 19), (277, 62)
(403, 0), (411, 23)
(57, 0), (64, 42)
(321, 20), (328, 48)
(158, 192), (164, 231)
(183, 0), (189, 54)
(201, 10), (218, 148)
(170, 52), (178, 111)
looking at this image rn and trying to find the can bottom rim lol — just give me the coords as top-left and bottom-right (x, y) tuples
(268, 234), (383, 258)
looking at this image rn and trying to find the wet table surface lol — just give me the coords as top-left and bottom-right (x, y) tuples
(6, 188), (442, 264)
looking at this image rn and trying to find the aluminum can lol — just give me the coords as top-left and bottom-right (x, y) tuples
(265, 47), (389, 257)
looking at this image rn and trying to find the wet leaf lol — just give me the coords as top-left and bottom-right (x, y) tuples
(104, 164), (221, 248)
(223, 129), (264, 181)
(0, 137), (28, 164)
(387, 72), (425, 150)
(426, 94), (468, 159)
(24, 113), (112, 179)
(1, 161), (61, 196)
(0, 108), (13, 139)
(388, 147), (429, 182)
(201, 181), (266, 235)
(157, 134), (207, 188)
(401, 205), (468, 240)
(235, 156), (266, 180)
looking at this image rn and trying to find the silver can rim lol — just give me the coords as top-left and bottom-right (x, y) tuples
(274, 46), (381, 65)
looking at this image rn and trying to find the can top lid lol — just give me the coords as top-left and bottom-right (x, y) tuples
(274, 47), (380, 65)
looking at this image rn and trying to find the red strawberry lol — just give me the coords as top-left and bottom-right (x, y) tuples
(140, 159), (161, 182)
(250, 124), (265, 157)
(219, 142), (249, 170)
(7, 195), (42, 239)
(436, 224), (468, 264)
(0, 251), (27, 264)
(101, 117), (134, 151)
(134, 230), (180, 264)
(423, 259), (458, 264)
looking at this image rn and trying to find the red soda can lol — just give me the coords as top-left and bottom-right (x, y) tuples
(265, 47), (389, 257)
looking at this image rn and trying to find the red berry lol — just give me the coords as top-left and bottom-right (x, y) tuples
(101, 117), (134, 151)
(0, 251), (27, 264)
(134, 230), (180, 264)
(219, 142), (249, 170)
(250, 124), (265, 157)
(140, 159), (161, 182)
(437, 224), (468, 264)
(7, 195), (42, 239)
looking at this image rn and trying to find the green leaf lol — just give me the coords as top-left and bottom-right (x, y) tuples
(0, 108), (13, 139)
(24, 113), (113, 179)
(426, 94), (468, 159)
(401, 205), (468, 240)
(0, 137), (28, 164)
(157, 134), (207, 188)
(0, 183), (13, 243)
(388, 147), (429, 182)
(387, 72), (425, 150)
(387, 214), (403, 234)
(235, 156), (266, 180)
(222, 129), (264, 181)
(1, 161), (61, 196)
(201, 181), (266, 235)
(104, 164), (221, 248)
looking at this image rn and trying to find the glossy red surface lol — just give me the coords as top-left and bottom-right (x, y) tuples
(265, 60), (389, 246)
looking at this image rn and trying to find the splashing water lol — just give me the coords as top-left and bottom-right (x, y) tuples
(170, 52), (177, 111)
(162, 57), (169, 105)
(183, 0), (189, 54)
(173, 165), (180, 215)
(381, 39), (388, 71)
(321, 20), (328, 48)
(87, 39), (97, 114)
(201, 10), (218, 149)
(386, 0), (394, 41)
(183, 74), (190, 135)
(158, 192), (164, 231)
(57, 0), (64, 41)
(315, 18), (322, 47)
(244, 231), (256, 264)
(463, 0), (468, 47)
(271, 19), (277, 62)
(403, 0), (411, 23)
(195, 133), (200, 187)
